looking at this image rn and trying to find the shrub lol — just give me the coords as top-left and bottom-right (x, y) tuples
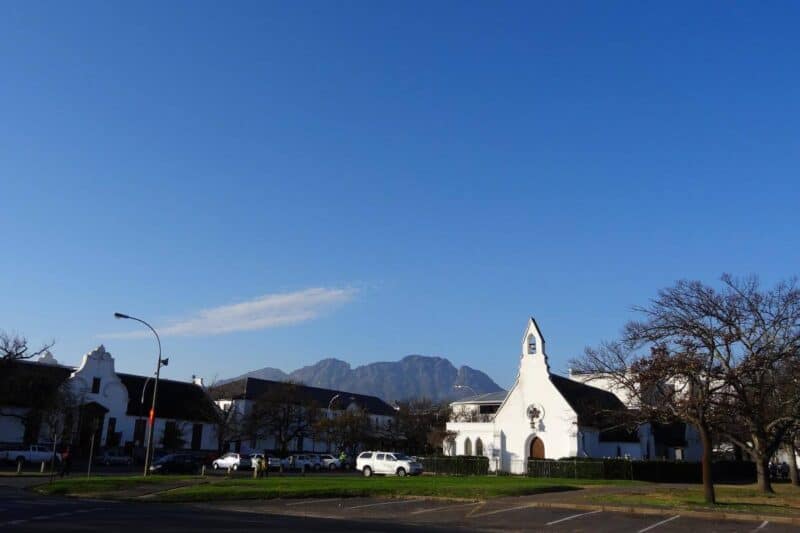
(527, 459), (756, 483)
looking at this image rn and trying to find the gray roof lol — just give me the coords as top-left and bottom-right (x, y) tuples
(452, 391), (508, 404)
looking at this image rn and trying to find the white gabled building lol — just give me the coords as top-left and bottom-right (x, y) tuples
(445, 318), (702, 473)
(0, 346), (219, 456)
(212, 376), (398, 456)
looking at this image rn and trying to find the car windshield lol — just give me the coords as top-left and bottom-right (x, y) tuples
(394, 454), (410, 460)
(154, 455), (175, 464)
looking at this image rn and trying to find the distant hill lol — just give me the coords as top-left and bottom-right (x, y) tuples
(225, 355), (503, 403)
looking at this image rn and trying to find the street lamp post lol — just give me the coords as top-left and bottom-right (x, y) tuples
(114, 312), (163, 476)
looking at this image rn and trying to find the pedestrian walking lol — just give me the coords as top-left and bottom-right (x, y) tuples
(59, 447), (72, 478)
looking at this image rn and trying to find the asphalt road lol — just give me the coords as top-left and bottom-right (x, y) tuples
(0, 486), (449, 532)
(1, 484), (798, 532)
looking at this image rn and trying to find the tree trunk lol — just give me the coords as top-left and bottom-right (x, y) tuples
(698, 424), (716, 504)
(788, 444), (799, 488)
(756, 456), (774, 493)
(734, 445), (743, 462)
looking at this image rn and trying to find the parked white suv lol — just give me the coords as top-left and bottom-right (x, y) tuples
(356, 451), (423, 477)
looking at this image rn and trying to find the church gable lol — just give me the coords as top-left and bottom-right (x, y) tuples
(494, 318), (579, 434)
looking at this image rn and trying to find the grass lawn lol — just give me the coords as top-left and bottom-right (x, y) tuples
(36, 475), (638, 502)
(591, 483), (800, 516)
(35, 475), (200, 497)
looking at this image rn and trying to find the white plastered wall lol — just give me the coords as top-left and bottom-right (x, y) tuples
(491, 318), (579, 473)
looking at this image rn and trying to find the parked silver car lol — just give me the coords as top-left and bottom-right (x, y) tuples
(317, 454), (342, 470)
(212, 452), (251, 470)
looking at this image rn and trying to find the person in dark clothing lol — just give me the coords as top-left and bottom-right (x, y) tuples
(59, 448), (72, 477)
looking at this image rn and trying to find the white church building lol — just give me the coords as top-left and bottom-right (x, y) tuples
(445, 318), (702, 473)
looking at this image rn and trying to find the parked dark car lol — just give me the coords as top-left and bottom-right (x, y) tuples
(149, 453), (202, 474)
(96, 450), (134, 466)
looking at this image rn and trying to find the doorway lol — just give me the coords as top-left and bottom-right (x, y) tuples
(529, 437), (545, 459)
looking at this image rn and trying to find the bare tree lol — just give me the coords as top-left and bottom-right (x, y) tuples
(206, 380), (242, 454)
(0, 339), (72, 445)
(0, 332), (56, 423)
(396, 399), (451, 455)
(41, 384), (79, 479)
(574, 275), (800, 498)
(0, 332), (54, 363)
(573, 341), (724, 504)
(686, 275), (800, 493)
(783, 429), (799, 488)
(160, 421), (188, 451)
(244, 382), (321, 457)
(314, 407), (371, 458)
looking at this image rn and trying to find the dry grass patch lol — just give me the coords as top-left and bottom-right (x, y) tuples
(592, 483), (800, 516)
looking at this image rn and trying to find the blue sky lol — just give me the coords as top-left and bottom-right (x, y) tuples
(2, 1), (798, 389)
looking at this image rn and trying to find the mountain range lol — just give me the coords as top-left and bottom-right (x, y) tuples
(224, 355), (504, 403)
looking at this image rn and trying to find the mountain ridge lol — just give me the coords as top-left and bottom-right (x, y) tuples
(224, 354), (503, 403)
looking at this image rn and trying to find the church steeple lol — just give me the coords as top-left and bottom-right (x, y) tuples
(520, 317), (549, 372)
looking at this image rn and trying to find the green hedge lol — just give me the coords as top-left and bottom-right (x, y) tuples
(527, 459), (605, 479)
(527, 459), (755, 483)
(418, 456), (490, 476)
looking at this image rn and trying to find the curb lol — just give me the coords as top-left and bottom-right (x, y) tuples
(135, 481), (211, 500)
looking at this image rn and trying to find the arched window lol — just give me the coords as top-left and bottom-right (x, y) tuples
(475, 438), (483, 456)
(527, 334), (537, 355)
(463, 437), (472, 456)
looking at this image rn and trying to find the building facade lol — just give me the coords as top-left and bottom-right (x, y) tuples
(445, 318), (702, 473)
(0, 346), (219, 455)
(213, 376), (397, 455)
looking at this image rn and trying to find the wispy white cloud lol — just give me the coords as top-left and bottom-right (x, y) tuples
(101, 287), (357, 339)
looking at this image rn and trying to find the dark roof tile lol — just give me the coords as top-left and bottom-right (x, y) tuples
(118, 374), (218, 422)
(550, 374), (631, 431)
(214, 377), (397, 417)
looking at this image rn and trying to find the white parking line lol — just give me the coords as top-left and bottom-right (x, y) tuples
(751, 520), (769, 532)
(638, 515), (680, 532)
(471, 503), (536, 518)
(285, 498), (340, 506)
(545, 509), (602, 526)
(410, 501), (480, 515)
(347, 500), (419, 510)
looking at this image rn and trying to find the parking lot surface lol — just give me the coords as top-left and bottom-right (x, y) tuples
(209, 495), (800, 532)
(1, 481), (798, 532)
